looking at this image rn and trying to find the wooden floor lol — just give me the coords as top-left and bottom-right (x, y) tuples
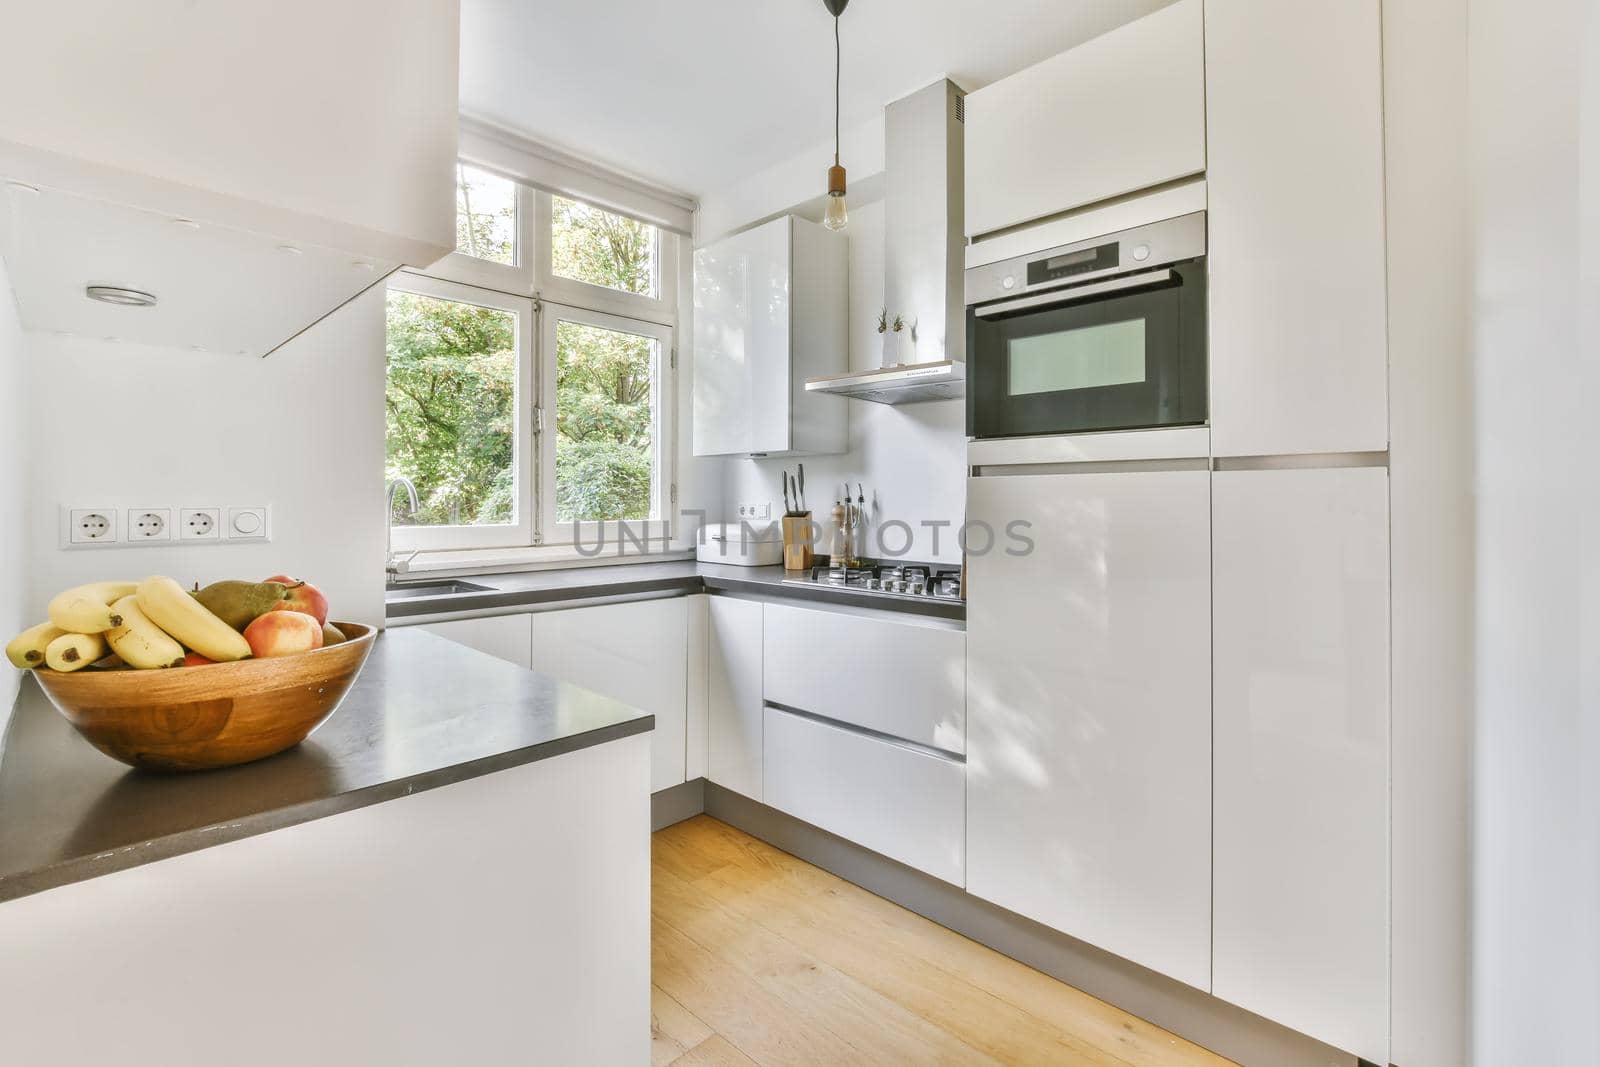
(651, 816), (1237, 1067)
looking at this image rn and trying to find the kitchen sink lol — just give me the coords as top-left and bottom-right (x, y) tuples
(385, 580), (494, 600)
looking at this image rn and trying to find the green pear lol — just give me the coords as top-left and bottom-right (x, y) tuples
(193, 580), (293, 632)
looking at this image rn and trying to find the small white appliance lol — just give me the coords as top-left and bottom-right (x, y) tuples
(697, 522), (783, 567)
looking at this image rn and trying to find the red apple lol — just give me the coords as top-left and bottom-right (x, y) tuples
(244, 610), (324, 658)
(183, 651), (216, 667)
(263, 575), (329, 626)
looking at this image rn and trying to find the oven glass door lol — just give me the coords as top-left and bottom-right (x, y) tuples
(967, 260), (1206, 438)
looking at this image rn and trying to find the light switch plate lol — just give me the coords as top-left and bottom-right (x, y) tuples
(225, 505), (271, 542)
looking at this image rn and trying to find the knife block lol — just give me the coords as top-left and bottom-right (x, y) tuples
(781, 514), (816, 571)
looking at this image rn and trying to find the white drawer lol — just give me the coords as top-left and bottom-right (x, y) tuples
(762, 602), (965, 753)
(763, 706), (965, 886)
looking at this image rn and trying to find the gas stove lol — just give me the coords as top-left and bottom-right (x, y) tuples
(781, 561), (963, 603)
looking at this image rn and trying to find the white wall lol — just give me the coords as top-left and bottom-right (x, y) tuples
(1470, 0), (1600, 1063)
(23, 288), (388, 629)
(0, 254), (26, 743)
(717, 198), (968, 566)
(1382, 0), (1473, 1063)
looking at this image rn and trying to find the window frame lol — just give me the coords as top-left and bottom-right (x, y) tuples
(386, 160), (681, 558)
(539, 301), (675, 549)
(385, 271), (537, 553)
(537, 192), (677, 325)
(434, 165), (537, 294)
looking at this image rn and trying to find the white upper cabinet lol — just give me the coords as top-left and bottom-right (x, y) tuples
(693, 216), (847, 457)
(0, 0), (458, 356)
(964, 0), (1205, 239)
(1212, 466), (1390, 1062)
(1205, 0), (1388, 457)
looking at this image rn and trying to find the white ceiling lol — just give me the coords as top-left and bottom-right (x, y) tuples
(459, 0), (1176, 197)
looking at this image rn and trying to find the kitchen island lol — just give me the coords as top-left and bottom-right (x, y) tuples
(0, 628), (653, 1066)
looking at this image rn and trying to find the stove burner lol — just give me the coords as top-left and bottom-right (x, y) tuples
(785, 561), (963, 603)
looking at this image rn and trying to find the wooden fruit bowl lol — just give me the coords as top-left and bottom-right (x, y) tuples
(34, 622), (376, 772)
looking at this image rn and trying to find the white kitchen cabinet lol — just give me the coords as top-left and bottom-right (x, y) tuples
(692, 216), (847, 457)
(763, 602), (965, 753)
(963, 0), (1205, 239)
(1205, 0), (1388, 457)
(1212, 467), (1390, 1063)
(763, 706), (965, 886)
(0, 0), (457, 357)
(706, 595), (764, 801)
(965, 467), (1212, 991)
(527, 597), (689, 794)
(416, 615), (535, 670)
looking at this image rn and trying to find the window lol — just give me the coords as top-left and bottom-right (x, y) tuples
(551, 195), (658, 298)
(454, 163), (518, 265)
(386, 276), (534, 551)
(544, 306), (673, 533)
(388, 162), (675, 555)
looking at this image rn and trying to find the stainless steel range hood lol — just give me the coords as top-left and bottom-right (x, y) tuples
(805, 79), (966, 404)
(804, 359), (965, 404)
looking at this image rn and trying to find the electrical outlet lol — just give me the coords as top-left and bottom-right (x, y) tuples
(736, 502), (772, 520)
(225, 505), (271, 542)
(127, 507), (175, 542)
(180, 507), (222, 542)
(64, 507), (119, 546)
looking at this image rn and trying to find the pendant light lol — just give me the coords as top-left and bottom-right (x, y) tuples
(822, 0), (850, 231)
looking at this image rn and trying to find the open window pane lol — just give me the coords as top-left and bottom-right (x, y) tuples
(455, 163), (517, 265)
(386, 290), (518, 527)
(551, 196), (659, 298)
(554, 318), (659, 522)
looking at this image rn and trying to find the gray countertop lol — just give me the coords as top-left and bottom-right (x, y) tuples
(385, 560), (967, 622)
(0, 628), (653, 904)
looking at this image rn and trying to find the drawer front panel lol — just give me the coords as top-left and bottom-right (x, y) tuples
(763, 602), (965, 753)
(763, 706), (965, 885)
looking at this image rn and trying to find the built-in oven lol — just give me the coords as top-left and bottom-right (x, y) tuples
(965, 212), (1206, 439)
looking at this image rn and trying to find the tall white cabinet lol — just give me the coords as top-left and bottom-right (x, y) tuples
(692, 216), (847, 457)
(966, 463), (1213, 991)
(1204, 0), (1388, 457)
(1211, 467), (1390, 1063)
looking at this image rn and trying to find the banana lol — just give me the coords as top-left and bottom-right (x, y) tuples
(48, 581), (138, 634)
(44, 632), (108, 673)
(6, 621), (66, 668)
(104, 595), (185, 669)
(136, 576), (251, 662)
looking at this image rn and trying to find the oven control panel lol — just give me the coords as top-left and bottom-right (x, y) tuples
(965, 211), (1207, 308)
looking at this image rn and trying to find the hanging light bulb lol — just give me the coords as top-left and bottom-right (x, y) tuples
(822, 0), (850, 231)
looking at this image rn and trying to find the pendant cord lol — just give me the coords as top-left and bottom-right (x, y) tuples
(834, 15), (841, 165)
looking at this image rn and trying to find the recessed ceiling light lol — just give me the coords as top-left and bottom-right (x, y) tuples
(85, 285), (158, 307)
(5, 180), (39, 195)
(277, 243), (302, 255)
(352, 260), (375, 271)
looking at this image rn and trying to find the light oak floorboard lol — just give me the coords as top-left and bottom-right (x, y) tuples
(653, 984), (715, 1067)
(654, 815), (1237, 1067)
(675, 1034), (761, 1067)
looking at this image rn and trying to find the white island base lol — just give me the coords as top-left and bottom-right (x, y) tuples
(0, 733), (650, 1066)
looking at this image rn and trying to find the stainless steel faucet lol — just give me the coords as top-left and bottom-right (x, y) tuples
(385, 476), (422, 583)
